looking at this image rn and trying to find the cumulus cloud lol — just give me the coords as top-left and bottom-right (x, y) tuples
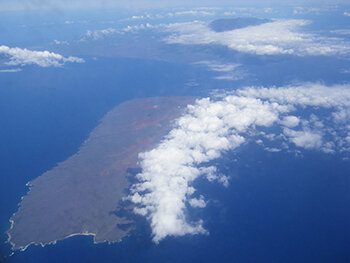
(81, 28), (118, 41)
(189, 195), (207, 208)
(129, 83), (350, 243)
(0, 45), (84, 67)
(122, 23), (163, 33)
(163, 19), (350, 56)
(81, 23), (164, 41)
(283, 128), (323, 149)
(280, 115), (300, 128)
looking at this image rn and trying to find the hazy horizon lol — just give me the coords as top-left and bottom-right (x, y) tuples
(1, 0), (349, 12)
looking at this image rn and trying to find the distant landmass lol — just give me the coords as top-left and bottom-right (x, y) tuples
(7, 97), (194, 251)
(209, 17), (271, 32)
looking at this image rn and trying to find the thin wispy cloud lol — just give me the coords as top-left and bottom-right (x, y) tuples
(129, 83), (350, 242)
(331, 29), (350, 36)
(194, 61), (244, 81)
(0, 68), (22, 73)
(0, 45), (84, 67)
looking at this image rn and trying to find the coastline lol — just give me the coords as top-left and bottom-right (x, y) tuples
(6, 97), (194, 252)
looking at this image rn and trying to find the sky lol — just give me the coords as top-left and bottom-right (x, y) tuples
(0, 0), (349, 12)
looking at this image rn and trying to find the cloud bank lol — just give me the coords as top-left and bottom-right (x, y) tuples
(164, 19), (350, 56)
(129, 83), (350, 242)
(0, 45), (84, 67)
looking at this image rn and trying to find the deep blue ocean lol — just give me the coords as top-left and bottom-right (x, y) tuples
(1, 57), (350, 263)
(1, 7), (350, 263)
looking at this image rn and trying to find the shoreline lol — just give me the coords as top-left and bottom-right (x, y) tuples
(5, 97), (193, 253)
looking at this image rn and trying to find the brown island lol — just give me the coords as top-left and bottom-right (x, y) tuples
(8, 97), (194, 251)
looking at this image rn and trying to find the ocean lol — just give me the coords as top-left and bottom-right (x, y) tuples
(4, 143), (350, 262)
(0, 57), (203, 262)
(1, 7), (350, 262)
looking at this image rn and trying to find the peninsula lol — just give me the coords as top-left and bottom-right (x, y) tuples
(8, 97), (193, 251)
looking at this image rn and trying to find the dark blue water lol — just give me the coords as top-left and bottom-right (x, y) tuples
(0, 57), (207, 261)
(4, 143), (350, 263)
(2, 52), (350, 263)
(1, 7), (350, 263)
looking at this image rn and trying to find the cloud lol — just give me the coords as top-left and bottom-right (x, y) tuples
(172, 10), (215, 17)
(163, 19), (350, 56)
(344, 11), (350, 17)
(122, 23), (161, 33)
(292, 6), (324, 15)
(331, 29), (350, 36)
(81, 28), (118, 41)
(128, 9), (216, 20)
(195, 61), (239, 73)
(283, 128), (323, 149)
(0, 68), (22, 73)
(129, 83), (350, 243)
(280, 115), (300, 128)
(0, 45), (84, 67)
(53, 39), (70, 45)
(81, 23), (164, 41)
(194, 61), (244, 81)
(189, 195), (207, 208)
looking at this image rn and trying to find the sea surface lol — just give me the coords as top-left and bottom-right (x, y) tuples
(0, 57), (204, 261)
(1, 7), (350, 263)
(3, 141), (350, 263)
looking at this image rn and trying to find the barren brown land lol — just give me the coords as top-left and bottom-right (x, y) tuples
(8, 97), (193, 251)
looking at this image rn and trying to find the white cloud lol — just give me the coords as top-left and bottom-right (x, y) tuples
(129, 83), (350, 243)
(283, 128), (323, 149)
(53, 39), (70, 45)
(194, 61), (244, 81)
(81, 23), (164, 41)
(82, 28), (118, 40)
(331, 29), (350, 36)
(127, 8), (217, 21)
(163, 19), (350, 56)
(0, 68), (22, 73)
(344, 12), (350, 17)
(195, 61), (239, 73)
(122, 23), (161, 33)
(172, 10), (215, 17)
(189, 195), (207, 208)
(293, 7), (322, 15)
(280, 115), (300, 128)
(0, 45), (84, 67)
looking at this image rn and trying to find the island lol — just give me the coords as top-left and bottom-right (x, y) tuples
(7, 97), (194, 251)
(209, 17), (271, 32)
